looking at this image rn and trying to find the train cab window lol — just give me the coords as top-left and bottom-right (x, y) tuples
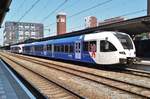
(100, 40), (117, 52)
(115, 33), (133, 49)
(17, 47), (21, 50)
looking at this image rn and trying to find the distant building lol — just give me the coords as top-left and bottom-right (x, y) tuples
(3, 21), (43, 46)
(57, 12), (66, 35)
(99, 17), (125, 26)
(85, 16), (97, 28)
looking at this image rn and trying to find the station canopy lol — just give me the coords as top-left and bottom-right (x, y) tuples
(0, 0), (11, 27)
(98, 15), (150, 34)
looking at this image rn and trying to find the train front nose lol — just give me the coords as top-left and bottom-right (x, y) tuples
(124, 50), (136, 58)
(125, 50), (137, 64)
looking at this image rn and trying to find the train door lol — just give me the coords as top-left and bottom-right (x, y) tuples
(52, 44), (54, 57)
(75, 41), (81, 59)
(43, 45), (47, 56)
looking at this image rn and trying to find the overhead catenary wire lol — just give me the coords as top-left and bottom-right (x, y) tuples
(45, 0), (113, 27)
(68, 0), (113, 19)
(57, 0), (79, 13)
(69, 9), (147, 32)
(42, 0), (50, 9)
(118, 9), (146, 17)
(17, 0), (26, 12)
(42, 0), (68, 22)
(39, 0), (51, 15)
(43, 0), (146, 35)
(11, 0), (26, 20)
(47, 8), (147, 30)
(18, 0), (41, 22)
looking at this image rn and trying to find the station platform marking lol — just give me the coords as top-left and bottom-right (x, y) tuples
(141, 60), (150, 64)
(0, 60), (36, 99)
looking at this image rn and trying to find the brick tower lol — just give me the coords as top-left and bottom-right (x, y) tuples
(85, 16), (97, 28)
(57, 12), (66, 35)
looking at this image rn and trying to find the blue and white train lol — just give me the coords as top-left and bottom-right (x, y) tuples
(11, 31), (137, 65)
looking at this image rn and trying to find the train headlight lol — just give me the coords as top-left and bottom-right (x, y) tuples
(119, 51), (126, 55)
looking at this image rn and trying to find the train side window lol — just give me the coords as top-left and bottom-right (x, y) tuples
(83, 41), (96, 52)
(61, 45), (64, 52)
(70, 45), (74, 53)
(35, 46), (37, 51)
(65, 45), (68, 53)
(75, 43), (77, 49)
(47, 44), (52, 51)
(40, 45), (43, 51)
(54, 45), (57, 52)
(25, 46), (31, 52)
(22, 47), (24, 52)
(67, 44), (73, 53)
(78, 43), (80, 49)
(38, 45), (43, 51)
(90, 41), (97, 52)
(31, 46), (34, 52)
(43, 45), (47, 51)
(68, 45), (70, 53)
(83, 42), (88, 51)
(100, 40), (117, 52)
(57, 45), (61, 52)
(42, 45), (44, 51)
(54, 45), (61, 52)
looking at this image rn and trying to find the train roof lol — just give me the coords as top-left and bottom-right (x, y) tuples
(14, 29), (103, 45)
(23, 35), (82, 46)
(15, 31), (129, 46)
(48, 35), (82, 44)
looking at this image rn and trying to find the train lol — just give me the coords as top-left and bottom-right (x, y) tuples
(10, 31), (137, 65)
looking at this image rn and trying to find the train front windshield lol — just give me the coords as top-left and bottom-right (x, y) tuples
(115, 33), (133, 49)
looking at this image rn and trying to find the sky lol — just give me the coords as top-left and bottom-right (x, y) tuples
(0, 0), (147, 45)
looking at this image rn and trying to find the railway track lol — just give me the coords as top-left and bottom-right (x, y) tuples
(0, 54), (84, 99)
(9, 52), (150, 81)
(123, 68), (150, 78)
(2, 52), (150, 98)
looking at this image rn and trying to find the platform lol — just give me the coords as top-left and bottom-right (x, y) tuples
(0, 59), (35, 99)
(137, 58), (150, 65)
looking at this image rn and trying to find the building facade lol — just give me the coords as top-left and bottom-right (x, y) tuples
(85, 16), (97, 28)
(3, 21), (43, 46)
